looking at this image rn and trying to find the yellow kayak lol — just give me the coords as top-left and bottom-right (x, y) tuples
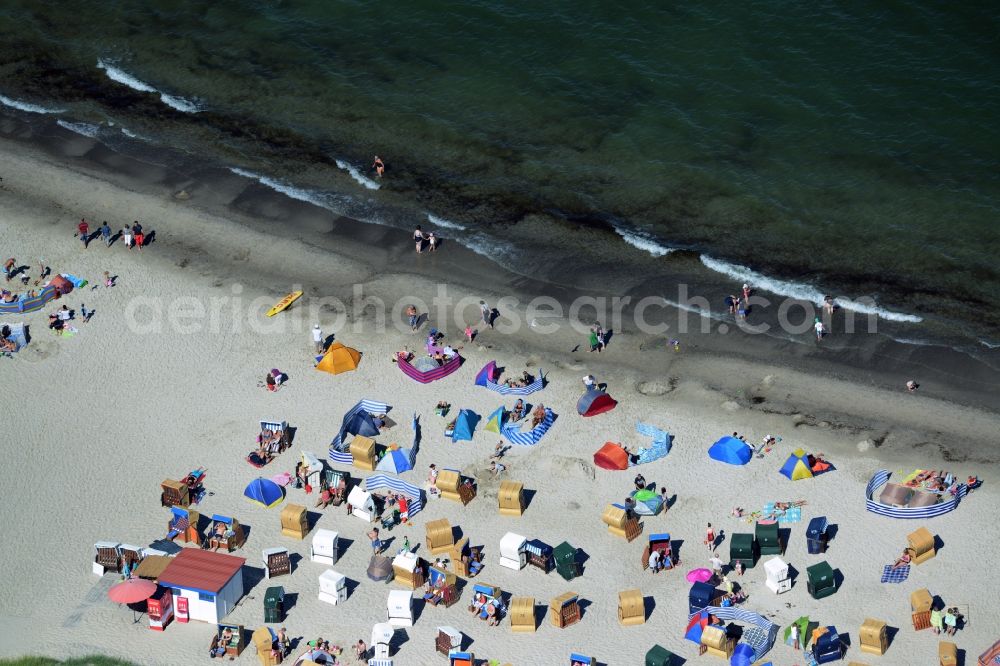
(266, 290), (303, 317)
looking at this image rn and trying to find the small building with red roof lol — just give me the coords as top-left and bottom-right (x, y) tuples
(158, 548), (246, 624)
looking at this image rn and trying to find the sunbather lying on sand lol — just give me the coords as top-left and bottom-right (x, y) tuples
(890, 548), (912, 569)
(774, 500), (807, 511)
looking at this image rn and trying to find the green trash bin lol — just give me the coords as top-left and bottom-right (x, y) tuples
(730, 532), (758, 569)
(553, 541), (579, 581)
(264, 585), (285, 623)
(645, 644), (674, 666)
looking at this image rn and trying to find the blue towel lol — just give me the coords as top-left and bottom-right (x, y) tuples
(881, 564), (910, 583)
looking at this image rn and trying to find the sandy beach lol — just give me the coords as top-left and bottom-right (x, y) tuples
(1, 134), (999, 666)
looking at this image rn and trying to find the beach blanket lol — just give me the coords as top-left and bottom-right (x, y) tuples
(763, 503), (802, 523)
(880, 564), (910, 583)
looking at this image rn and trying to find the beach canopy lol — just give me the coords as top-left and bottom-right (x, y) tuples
(244, 478), (284, 508)
(316, 342), (361, 375)
(686, 568), (713, 583)
(634, 421), (671, 464)
(475, 361), (498, 386)
(631, 489), (664, 515)
(451, 409), (480, 443)
(376, 447), (414, 475)
(779, 448), (814, 481)
(708, 436), (752, 465)
(685, 609), (710, 644)
(485, 406), (505, 433)
(367, 555), (393, 582)
(577, 388), (617, 417)
(731, 642), (755, 666)
(593, 442), (629, 470)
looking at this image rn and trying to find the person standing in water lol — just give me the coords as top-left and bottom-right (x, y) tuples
(413, 225), (424, 253)
(373, 156), (385, 177)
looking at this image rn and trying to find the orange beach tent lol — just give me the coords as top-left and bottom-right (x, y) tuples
(593, 442), (629, 470)
(316, 342), (361, 375)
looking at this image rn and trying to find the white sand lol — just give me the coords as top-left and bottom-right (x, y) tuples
(1, 143), (998, 665)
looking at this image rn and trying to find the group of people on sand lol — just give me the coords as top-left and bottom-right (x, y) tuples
(76, 218), (148, 251)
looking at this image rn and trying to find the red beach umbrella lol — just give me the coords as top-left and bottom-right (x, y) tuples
(108, 578), (157, 604)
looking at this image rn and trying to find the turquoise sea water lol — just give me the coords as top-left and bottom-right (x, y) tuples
(1, 1), (998, 343)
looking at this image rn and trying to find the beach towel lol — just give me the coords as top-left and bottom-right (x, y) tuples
(763, 503), (802, 523)
(880, 564), (910, 583)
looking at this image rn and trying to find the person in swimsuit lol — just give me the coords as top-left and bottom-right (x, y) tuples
(373, 156), (385, 177)
(413, 225), (424, 253)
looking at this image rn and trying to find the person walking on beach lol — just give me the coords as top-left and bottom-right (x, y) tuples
(595, 322), (606, 351)
(705, 523), (716, 550)
(134, 227), (145, 252)
(312, 324), (325, 355)
(814, 317), (826, 341)
(121, 224), (134, 250)
(100, 221), (112, 247)
(480, 300), (492, 328)
(373, 155), (385, 178)
(427, 231), (438, 252)
(413, 225), (424, 253)
(77, 219), (89, 248)
(588, 328), (600, 352)
(2, 258), (14, 283)
(406, 304), (419, 331)
(464, 324), (474, 342)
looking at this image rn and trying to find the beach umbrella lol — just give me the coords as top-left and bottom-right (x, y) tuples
(271, 471), (292, 487)
(376, 447), (413, 474)
(244, 477), (284, 508)
(109, 578), (157, 623)
(686, 568), (713, 583)
(108, 578), (157, 604)
(413, 356), (439, 372)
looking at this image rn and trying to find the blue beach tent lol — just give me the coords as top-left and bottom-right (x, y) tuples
(708, 436), (752, 465)
(244, 478), (284, 508)
(451, 409), (480, 443)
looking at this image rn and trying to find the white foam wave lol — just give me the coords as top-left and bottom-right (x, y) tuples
(0, 94), (64, 114)
(56, 120), (100, 138)
(979, 338), (1000, 349)
(614, 226), (673, 257)
(699, 254), (923, 323)
(97, 59), (202, 113)
(120, 127), (137, 139)
(662, 298), (728, 321)
(335, 159), (380, 190)
(427, 213), (466, 230)
(229, 167), (340, 213)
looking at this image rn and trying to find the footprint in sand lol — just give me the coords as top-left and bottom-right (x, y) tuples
(637, 379), (675, 396)
(543, 456), (596, 481)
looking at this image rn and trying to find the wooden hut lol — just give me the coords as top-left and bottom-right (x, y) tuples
(251, 626), (280, 666)
(392, 551), (427, 589)
(549, 592), (581, 629)
(426, 519), (455, 555)
(167, 507), (201, 545)
(700, 625), (735, 658)
(424, 566), (459, 608)
(911, 588), (933, 630)
(907, 527), (936, 565)
(208, 515), (245, 552)
(280, 504), (308, 540)
(438, 469), (476, 505)
(350, 435), (376, 471)
(160, 478), (190, 507)
(498, 481), (525, 516)
(859, 618), (888, 655)
(262, 547), (291, 579)
(618, 589), (645, 626)
(601, 504), (641, 542)
(509, 596), (536, 633)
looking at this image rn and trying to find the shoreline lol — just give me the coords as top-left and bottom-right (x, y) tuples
(2, 115), (998, 665)
(2, 111), (998, 419)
